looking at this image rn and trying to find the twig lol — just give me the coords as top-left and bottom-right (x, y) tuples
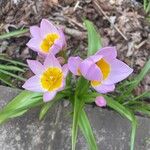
(64, 16), (85, 30)
(134, 40), (147, 49)
(93, 0), (128, 41)
(73, 1), (81, 11)
(64, 27), (86, 39)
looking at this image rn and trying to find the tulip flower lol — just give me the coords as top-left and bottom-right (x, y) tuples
(22, 54), (68, 102)
(95, 96), (106, 107)
(68, 47), (133, 93)
(27, 19), (66, 56)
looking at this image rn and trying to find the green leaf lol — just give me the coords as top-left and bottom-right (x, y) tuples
(133, 106), (150, 116)
(79, 109), (98, 150)
(117, 59), (150, 100)
(75, 77), (89, 97)
(84, 20), (102, 56)
(0, 29), (29, 40)
(72, 96), (84, 150)
(128, 59), (150, 92)
(104, 96), (137, 150)
(39, 92), (65, 120)
(0, 90), (43, 124)
(0, 64), (25, 72)
(0, 69), (26, 81)
(123, 91), (150, 106)
(0, 72), (15, 87)
(72, 77), (88, 150)
(0, 57), (27, 67)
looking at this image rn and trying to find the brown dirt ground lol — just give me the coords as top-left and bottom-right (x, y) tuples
(0, 0), (150, 94)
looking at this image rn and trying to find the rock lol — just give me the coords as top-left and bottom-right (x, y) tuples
(0, 85), (150, 150)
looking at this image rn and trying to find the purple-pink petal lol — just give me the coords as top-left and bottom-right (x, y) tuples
(22, 75), (44, 92)
(92, 83), (115, 94)
(58, 28), (67, 48)
(62, 64), (68, 78)
(26, 38), (42, 52)
(44, 54), (61, 69)
(57, 80), (66, 92)
(30, 26), (41, 38)
(68, 56), (83, 75)
(95, 96), (107, 107)
(80, 58), (103, 81)
(51, 38), (64, 55)
(96, 47), (117, 60)
(40, 19), (58, 38)
(103, 59), (133, 85)
(27, 60), (44, 75)
(43, 91), (57, 102)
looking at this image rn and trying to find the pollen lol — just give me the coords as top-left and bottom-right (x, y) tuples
(40, 67), (63, 91)
(91, 80), (101, 87)
(77, 68), (81, 75)
(91, 58), (111, 87)
(96, 58), (111, 80)
(40, 33), (59, 53)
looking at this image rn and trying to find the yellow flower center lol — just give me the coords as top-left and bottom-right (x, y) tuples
(77, 68), (81, 75)
(91, 58), (111, 87)
(40, 33), (59, 53)
(40, 67), (63, 91)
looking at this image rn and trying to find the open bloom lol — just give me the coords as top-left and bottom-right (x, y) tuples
(68, 47), (133, 93)
(22, 54), (68, 102)
(27, 19), (66, 56)
(95, 96), (106, 107)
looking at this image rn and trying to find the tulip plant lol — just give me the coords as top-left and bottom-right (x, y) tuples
(0, 19), (150, 150)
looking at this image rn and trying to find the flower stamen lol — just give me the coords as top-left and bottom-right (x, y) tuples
(40, 67), (63, 91)
(40, 33), (59, 53)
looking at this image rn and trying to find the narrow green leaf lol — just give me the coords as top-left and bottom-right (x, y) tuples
(118, 59), (150, 96)
(0, 29), (29, 40)
(39, 93), (65, 120)
(131, 120), (137, 150)
(124, 91), (150, 106)
(146, 1), (150, 13)
(0, 57), (27, 67)
(104, 96), (137, 150)
(75, 77), (89, 97)
(0, 65), (25, 72)
(84, 20), (102, 56)
(0, 90), (43, 124)
(133, 106), (150, 116)
(72, 96), (84, 150)
(79, 109), (98, 150)
(144, 0), (147, 10)
(0, 72), (15, 87)
(0, 69), (26, 81)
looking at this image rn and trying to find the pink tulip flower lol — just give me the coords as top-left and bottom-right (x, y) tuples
(27, 19), (66, 56)
(68, 47), (133, 93)
(95, 96), (106, 107)
(22, 54), (68, 102)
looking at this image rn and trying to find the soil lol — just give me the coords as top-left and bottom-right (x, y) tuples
(0, 0), (150, 93)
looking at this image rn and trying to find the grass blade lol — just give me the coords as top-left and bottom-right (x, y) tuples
(0, 72), (15, 87)
(0, 64), (25, 72)
(79, 109), (98, 150)
(0, 69), (26, 81)
(72, 96), (84, 150)
(104, 96), (137, 150)
(0, 29), (29, 40)
(0, 57), (27, 67)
